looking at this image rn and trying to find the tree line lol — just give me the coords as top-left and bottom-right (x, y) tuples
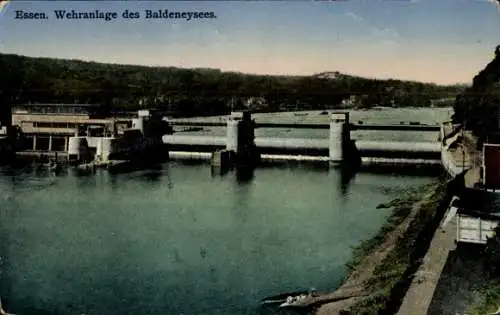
(452, 47), (500, 142)
(0, 53), (465, 119)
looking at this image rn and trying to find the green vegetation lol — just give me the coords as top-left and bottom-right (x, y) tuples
(345, 183), (436, 274)
(0, 53), (464, 120)
(467, 225), (500, 314)
(468, 280), (500, 315)
(444, 45), (500, 315)
(454, 46), (500, 314)
(453, 46), (500, 142)
(345, 180), (447, 314)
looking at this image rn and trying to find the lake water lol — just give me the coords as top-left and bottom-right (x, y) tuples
(0, 108), (450, 315)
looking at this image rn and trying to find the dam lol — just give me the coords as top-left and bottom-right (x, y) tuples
(7, 104), (445, 171)
(163, 111), (442, 168)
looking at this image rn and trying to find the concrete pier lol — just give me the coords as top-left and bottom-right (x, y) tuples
(329, 112), (349, 165)
(210, 113), (239, 169)
(210, 111), (259, 169)
(226, 114), (239, 153)
(211, 149), (234, 167)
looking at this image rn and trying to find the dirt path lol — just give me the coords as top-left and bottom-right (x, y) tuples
(315, 191), (437, 315)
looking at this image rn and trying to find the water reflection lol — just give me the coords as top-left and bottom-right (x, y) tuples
(70, 167), (95, 177)
(107, 171), (120, 191)
(339, 164), (358, 197)
(236, 167), (255, 183)
(0, 160), (437, 315)
(138, 168), (163, 182)
(211, 165), (231, 177)
(166, 165), (174, 189)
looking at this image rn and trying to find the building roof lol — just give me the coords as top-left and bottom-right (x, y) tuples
(14, 103), (103, 107)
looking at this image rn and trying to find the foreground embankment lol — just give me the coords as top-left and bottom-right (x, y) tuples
(312, 174), (461, 315)
(466, 227), (500, 314)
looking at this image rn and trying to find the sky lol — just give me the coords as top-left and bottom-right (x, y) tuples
(0, 0), (500, 85)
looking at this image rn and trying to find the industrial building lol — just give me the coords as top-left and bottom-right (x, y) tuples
(444, 133), (500, 245)
(11, 103), (131, 153)
(482, 133), (500, 191)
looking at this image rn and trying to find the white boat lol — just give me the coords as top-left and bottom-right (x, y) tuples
(278, 293), (309, 308)
(261, 290), (309, 306)
(0, 297), (15, 315)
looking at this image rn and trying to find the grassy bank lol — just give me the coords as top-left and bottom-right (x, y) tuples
(345, 182), (440, 274)
(467, 226), (500, 314)
(337, 177), (449, 314)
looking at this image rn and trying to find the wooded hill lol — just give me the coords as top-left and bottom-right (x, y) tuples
(453, 46), (500, 140)
(0, 53), (465, 118)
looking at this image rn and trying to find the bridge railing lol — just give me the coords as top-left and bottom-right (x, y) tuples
(166, 121), (440, 131)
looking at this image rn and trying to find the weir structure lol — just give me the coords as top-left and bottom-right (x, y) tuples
(163, 111), (442, 168)
(209, 111), (259, 170)
(66, 109), (170, 168)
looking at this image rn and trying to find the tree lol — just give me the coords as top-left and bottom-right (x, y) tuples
(0, 53), (465, 118)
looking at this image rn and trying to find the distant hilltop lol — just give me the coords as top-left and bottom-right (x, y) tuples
(0, 53), (466, 118)
(313, 71), (363, 81)
(313, 72), (342, 79)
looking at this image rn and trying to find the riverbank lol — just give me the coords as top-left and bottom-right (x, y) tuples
(313, 176), (452, 314)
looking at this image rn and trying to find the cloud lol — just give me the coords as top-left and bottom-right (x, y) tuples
(342, 11), (400, 44)
(371, 27), (400, 39)
(345, 12), (363, 22)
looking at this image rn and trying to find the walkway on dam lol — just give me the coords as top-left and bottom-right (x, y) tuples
(397, 130), (482, 315)
(396, 212), (457, 315)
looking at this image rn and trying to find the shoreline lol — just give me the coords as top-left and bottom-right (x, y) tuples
(310, 176), (454, 314)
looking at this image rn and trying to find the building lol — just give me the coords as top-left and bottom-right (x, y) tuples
(452, 190), (500, 244)
(244, 97), (267, 111)
(483, 142), (500, 190)
(12, 103), (111, 133)
(12, 103), (131, 153)
(444, 123), (500, 244)
(479, 132), (500, 191)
